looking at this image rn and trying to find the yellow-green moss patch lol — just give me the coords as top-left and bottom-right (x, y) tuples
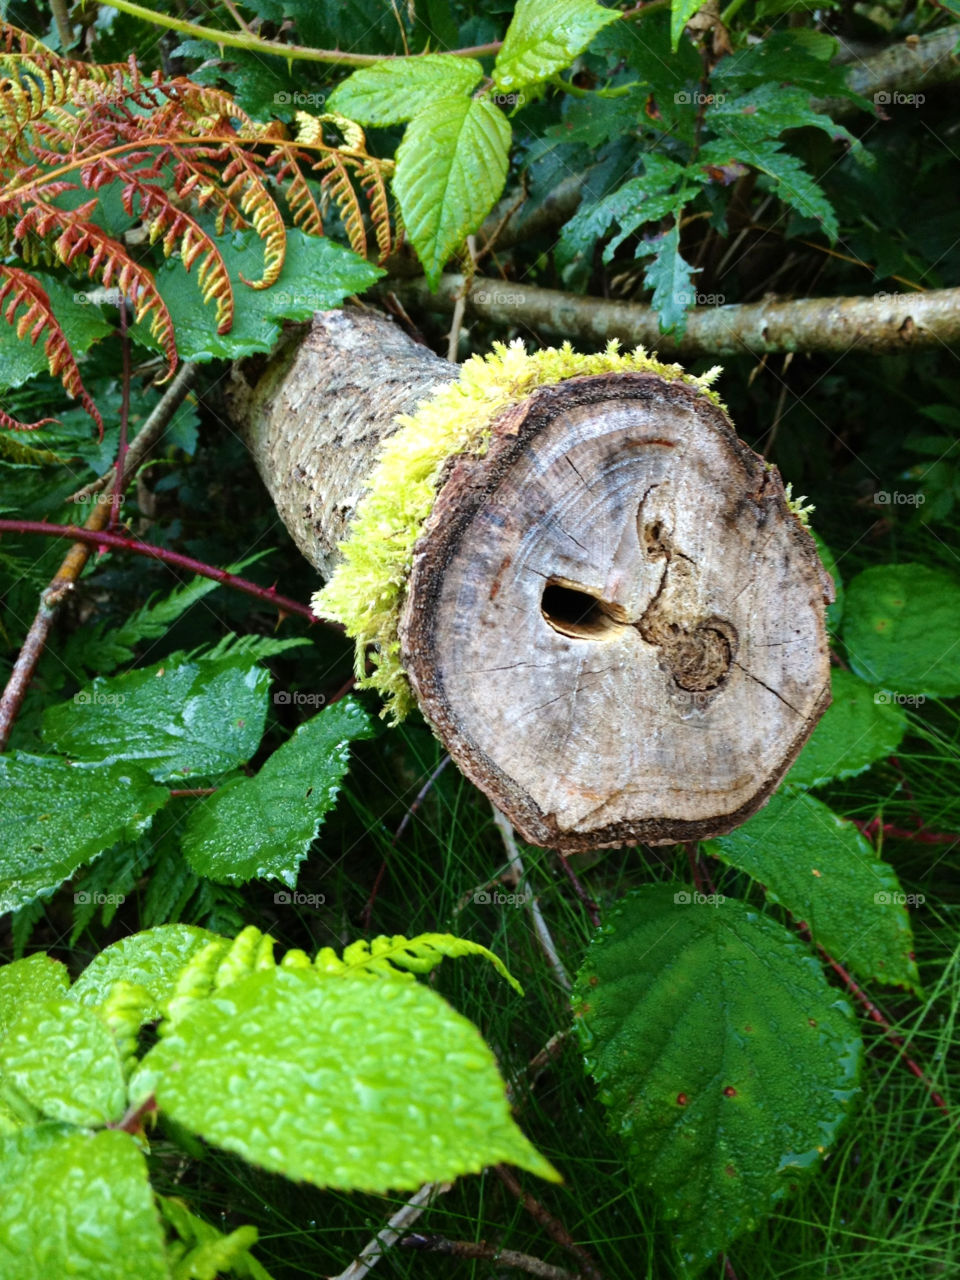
(313, 338), (724, 721)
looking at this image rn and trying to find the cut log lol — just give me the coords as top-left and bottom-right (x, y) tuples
(227, 310), (833, 853)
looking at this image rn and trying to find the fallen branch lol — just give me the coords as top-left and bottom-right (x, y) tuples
(326, 1182), (454, 1280)
(383, 276), (960, 357)
(492, 806), (572, 993)
(399, 1234), (579, 1280)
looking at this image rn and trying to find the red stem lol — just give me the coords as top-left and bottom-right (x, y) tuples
(853, 818), (959, 846)
(0, 520), (340, 629)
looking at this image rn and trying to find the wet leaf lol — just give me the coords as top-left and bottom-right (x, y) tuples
(494, 0), (620, 88)
(783, 668), (906, 790)
(327, 55), (482, 124)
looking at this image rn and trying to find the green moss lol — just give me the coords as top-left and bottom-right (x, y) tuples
(312, 339), (724, 721)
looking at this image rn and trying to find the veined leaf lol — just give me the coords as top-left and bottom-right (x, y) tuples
(130, 966), (559, 1190)
(0, 755), (168, 915)
(42, 653), (272, 782)
(841, 563), (960, 697)
(494, 0), (620, 89)
(701, 139), (838, 240)
(708, 791), (919, 991)
(0, 1126), (168, 1280)
(783, 668), (906, 791)
(327, 55), (483, 125)
(394, 96), (511, 289)
(181, 699), (375, 885)
(0, 954), (69, 1038)
(573, 888), (861, 1269)
(639, 219), (701, 334)
(671, 0), (704, 52)
(0, 997), (126, 1126)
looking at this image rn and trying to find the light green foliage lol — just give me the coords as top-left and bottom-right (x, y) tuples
(671, 0), (705, 52)
(573, 888), (861, 1269)
(42, 652), (272, 782)
(160, 1197), (274, 1280)
(314, 340), (724, 718)
(181, 698), (374, 884)
(0, 954), (69, 1038)
(327, 54), (483, 123)
(0, 997), (126, 1126)
(393, 96), (512, 289)
(639, 219), (701, 335)
(130, 965), (559, 1190)
(0, 1125), (168, 1280)
(784, 668), (906, 790)
(841, 563), (960, 697)
(0, 755), (168, 914)
(493, 0), (620, 88)
(71, 924), (224, 1023)
(708, 791), (919, 991)
(312, 932), (523, 993)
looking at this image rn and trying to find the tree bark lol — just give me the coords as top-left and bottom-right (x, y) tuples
(228, 311), (833, 852)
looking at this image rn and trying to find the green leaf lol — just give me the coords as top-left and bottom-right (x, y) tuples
(71, 925), (227, 1023)
(327, 55), (483, 124)
(0, 954), (69, 1038)
(573, 888), (861, 1269)
(701, 139), (838, 240)
(841, 563), (960, 697)
(0, 274), (114, 394)
(394, 96), (511, 288)
(314, 932), (523, 994)
(712, 30), (864, 102)
(494, 0), (620, 89)
(0, 998), (126, 1126)
(159, 1196), (272, 1280)
(812, 530), (844, 632)
(708, 791), (919, 991)
(708, 83), (860, 149)
(134, 229), (383, 363)
(671, 0), (704, 53)
(0, 1125), (168, 1280)
(783, 669), (906, 791)
(131, 966), (558, 1189)
(42, 654), (272, 782)
(181, 699), (375, 885)
(0, 755), (168, 915)
(640, 220), (700, 334)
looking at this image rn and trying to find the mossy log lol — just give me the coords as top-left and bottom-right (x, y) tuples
(227, 310), (833, 853)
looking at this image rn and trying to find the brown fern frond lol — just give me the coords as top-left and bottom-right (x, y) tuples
(315, 151), (367, 259)
(269, 150), (324, 238)
(0, 404), (58, 432)
(218, 144), (286, 289)
(14, 199), (177, 378)
(359, 159), (392, 262)
(0, 265), (100, 434)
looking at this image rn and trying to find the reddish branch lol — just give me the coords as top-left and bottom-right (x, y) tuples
(0, 520), (335, 627)
(493, 1165), (605, 1280)
(853, 817), (959, 847)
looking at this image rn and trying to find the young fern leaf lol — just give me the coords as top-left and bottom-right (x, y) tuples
(0, 264), (102, 432)
(314, 933), (524, 994)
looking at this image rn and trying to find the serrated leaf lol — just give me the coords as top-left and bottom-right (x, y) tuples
(327, 55), (483, 124)
(712, 30), (865, 102)
(573, 889), (861, 1269)
(42, 655), (271, 782)
(394, 95), (511, 288)
(708, 83), (860, 148)
(71, 925), (226, 1023)
(700, 139), (838, 239)
(134, 229), (383, 363)
(130, 966), (558, 1189)
(783, 669), (906, 791)
(181, 699), (374, 885)
(0, 997), (126, 1126)
(841, 563), (960, 697)
(0, 755), (168, 915)
(708, 791), (918, 990)
(671, 0), (704, 52)
(0, 954), (69, 1038)
(0, 1126), (168, 1280)
(494, 0), (620, 89)
(640, 220), (700, 334)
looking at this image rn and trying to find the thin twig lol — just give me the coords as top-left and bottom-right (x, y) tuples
(400, 1234), (579, 1280)
(493, 1165), (605, 1280)
(0, 521), (332, 627)
(491, 806), (571, 992)
(555, 856), (601, 929)
(446, 235), (476, 362)
(327, 1182), (454, 1280)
